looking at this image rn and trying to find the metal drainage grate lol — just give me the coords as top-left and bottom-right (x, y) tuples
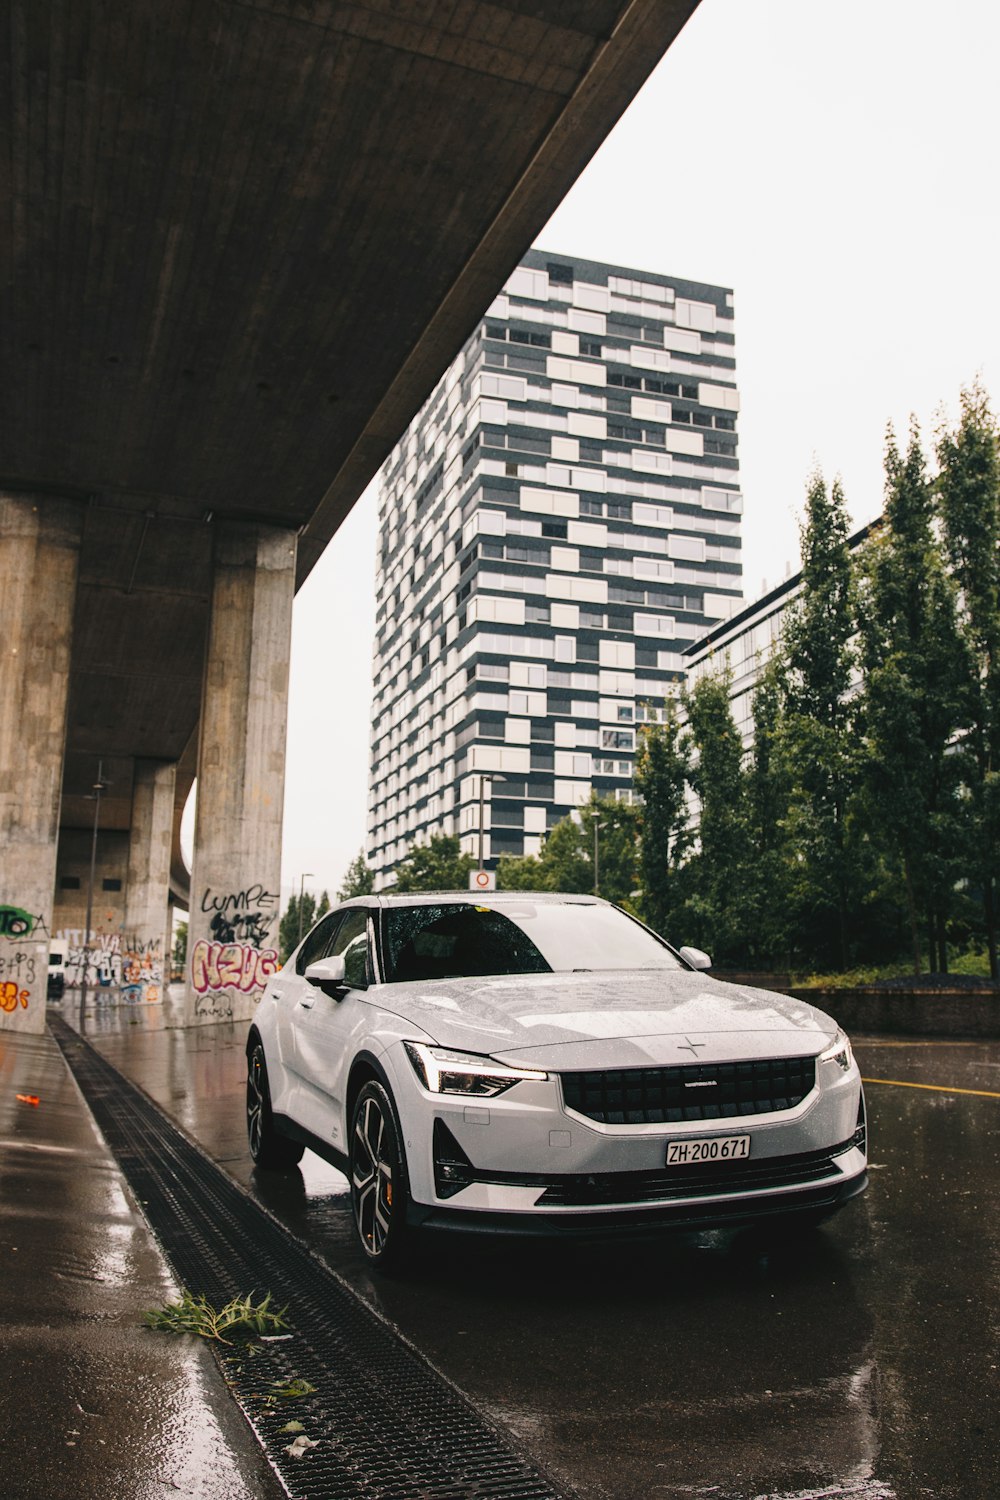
(48, 1016), (569, 1500)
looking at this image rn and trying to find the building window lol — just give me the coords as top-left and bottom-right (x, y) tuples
(102, 878), (122, 892)
(60, 875), (81, 890)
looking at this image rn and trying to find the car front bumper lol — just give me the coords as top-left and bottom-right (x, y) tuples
(387, 1047), (868, 1234)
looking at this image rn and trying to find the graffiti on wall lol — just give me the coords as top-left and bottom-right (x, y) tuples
(57, 931), (164, 1003)
(0, 906), (48, 1016)
(0, 906), (43, 940)
(0, 982), (30, 1013)
(192, 884), (278, 1017)
(200, 884), (278, 944)
(191, 940), (278, 996)
(0, 947), (38, 989)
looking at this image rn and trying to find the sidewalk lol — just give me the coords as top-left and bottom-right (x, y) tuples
(0, 1014), (284, 1500)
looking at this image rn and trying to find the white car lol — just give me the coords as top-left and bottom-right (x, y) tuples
(246, 893), (867, 1268)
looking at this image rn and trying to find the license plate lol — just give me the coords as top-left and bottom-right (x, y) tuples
(666, 1134), (750, 1165)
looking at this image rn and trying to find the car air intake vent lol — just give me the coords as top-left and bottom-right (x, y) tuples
(560, 1056), (816, 1124)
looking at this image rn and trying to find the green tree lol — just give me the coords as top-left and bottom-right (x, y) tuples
(743, 656), (794, 966)
(683, 669), (751, 965)
(497, 796), (639, 906)
(936, 382), (1000, 980)
(632, 702), (691, 939)
(279, 889), (330, 963)
(858, 423), (971, 973)
(780, 473), (861, 969)
(172, 920), (188, 973)
(337, 848), (374, 901)
(495, 851), (548, 891)
(580, 796), (640, 905)
(393, 834), (475, 892)
(530, 813), (593, 892)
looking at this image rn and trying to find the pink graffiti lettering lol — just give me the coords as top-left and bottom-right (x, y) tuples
(0, 981), (30, 1012)
(190, 939), (278, 996)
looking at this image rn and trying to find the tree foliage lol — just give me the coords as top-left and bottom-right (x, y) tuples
(936, 381), (1000, 979)
(681, 669), (750, 963)
(279, 889), (330, 963)
(633, 702), (691, 937)
(743, 655), (794, 965)
(337, 848), (374, 901)
(497, 796), (640, 907)
(858, 423), (971, 972)
(393, 834), (475, 893)
(172, 920), (188, 971)
(780, 473), (862, 968)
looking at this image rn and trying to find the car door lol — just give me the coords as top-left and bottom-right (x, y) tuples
(271, 912), (342, 1087)
(290, 906), (373, 1147)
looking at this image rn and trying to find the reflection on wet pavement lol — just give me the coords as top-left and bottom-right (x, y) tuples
(0, 1024), (284, 1500)
(65, 995), (1000, 1500)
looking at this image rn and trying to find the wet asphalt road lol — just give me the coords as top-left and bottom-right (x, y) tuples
(72, 1001), (1000, 1500)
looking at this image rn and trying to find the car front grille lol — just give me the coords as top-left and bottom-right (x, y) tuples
(559, 1056), (817, 1124)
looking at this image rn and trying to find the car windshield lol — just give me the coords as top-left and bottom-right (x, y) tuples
(381, 901), (683, 983)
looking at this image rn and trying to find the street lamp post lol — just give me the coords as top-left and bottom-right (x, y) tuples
(79, 760), (109, 1025)
(297, 872), (314, 947)
(478, 774), (506, 871)
(592, 813), (602, 896)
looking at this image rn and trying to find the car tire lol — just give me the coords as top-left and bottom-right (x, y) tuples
(246, 1043), (305, 1170)
(350, 1079), (410, 1270)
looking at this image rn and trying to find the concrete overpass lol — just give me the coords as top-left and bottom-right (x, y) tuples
(1, 0), (701, 1031)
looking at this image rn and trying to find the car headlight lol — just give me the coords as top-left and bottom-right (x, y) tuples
(404, 1042), (547, 1097)
(819, 1029), (854, 1072)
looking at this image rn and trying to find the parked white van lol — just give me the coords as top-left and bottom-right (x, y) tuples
(47, 939), (68, 999)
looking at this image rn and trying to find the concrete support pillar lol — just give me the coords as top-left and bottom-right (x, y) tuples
(184, 523), (296, 1026)
(0, 495), (83, 1034)
(123, 759), (176, 1004)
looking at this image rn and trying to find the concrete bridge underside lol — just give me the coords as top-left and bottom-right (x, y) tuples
(0, 0), (700, 1029)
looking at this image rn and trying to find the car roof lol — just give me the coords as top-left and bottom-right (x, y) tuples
(341, 892), (609, 909)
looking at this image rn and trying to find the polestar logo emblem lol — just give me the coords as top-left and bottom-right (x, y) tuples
(677, 1037), (706, 1055)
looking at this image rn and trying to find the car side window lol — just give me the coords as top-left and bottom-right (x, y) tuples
(331, 909), (370, 990)
(295, 913), (341, 976)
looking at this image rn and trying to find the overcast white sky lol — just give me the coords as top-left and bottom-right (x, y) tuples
(271, 0), (1000, 904)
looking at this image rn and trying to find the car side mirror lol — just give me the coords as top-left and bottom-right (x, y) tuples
(679, 946), (712, 971)
(305, 954), (347, 997)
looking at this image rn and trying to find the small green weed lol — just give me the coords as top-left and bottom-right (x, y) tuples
(270, 1377), (315, 1399)
(144, 1289), (290, 1345)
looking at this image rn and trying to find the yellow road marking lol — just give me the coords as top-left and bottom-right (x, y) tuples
(862, 1076), (1000, 1099)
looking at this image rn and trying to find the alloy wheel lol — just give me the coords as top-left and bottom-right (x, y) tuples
(352, 1093), (395, 1256)
(246, 1049), (265, 1159)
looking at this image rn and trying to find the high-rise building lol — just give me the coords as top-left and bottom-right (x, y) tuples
(367, 249), (742, 888)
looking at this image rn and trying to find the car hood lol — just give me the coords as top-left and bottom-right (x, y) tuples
(372, 969), (838, 1070)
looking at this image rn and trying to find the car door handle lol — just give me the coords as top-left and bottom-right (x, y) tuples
(298, 991), (316, 1009)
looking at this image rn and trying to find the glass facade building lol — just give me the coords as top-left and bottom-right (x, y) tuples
(367, 249), (742, 888)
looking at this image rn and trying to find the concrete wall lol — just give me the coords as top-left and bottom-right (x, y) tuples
(184, 524), (296, 1026)
(0, 496), (83, 1033)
